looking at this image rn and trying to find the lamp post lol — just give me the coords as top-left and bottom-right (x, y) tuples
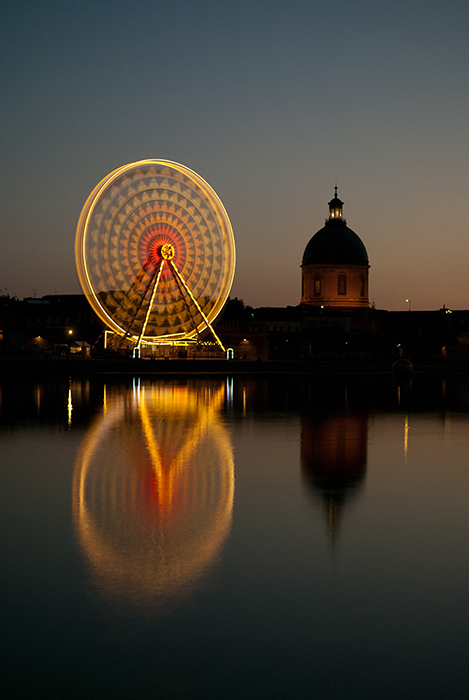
(406, 299), (411, 312)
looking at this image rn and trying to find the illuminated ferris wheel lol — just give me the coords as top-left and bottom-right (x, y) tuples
(75, 160), (235, 351)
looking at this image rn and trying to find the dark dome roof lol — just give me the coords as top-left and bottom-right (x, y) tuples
(302, 219), (369, 266)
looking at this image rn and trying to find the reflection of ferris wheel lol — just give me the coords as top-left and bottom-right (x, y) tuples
(75, 160), (235, 351)
(72, 381), (235, 607)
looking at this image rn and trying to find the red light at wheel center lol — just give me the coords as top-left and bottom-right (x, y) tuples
(147, 237), (177, 266)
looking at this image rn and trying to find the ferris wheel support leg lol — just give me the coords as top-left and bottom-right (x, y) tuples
(170, 267), (202, 342)
(169, 260), (226, 352)
(136, 260), (165, 349)
(118, 267), (158, 350)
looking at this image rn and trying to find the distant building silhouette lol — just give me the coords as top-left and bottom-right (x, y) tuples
(0, 294), (103, 354)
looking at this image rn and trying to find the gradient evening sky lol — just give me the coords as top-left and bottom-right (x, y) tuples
(1, 0), (468, 310)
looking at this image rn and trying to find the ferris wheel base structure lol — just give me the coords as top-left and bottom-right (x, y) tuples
(75, 160), (235, 356)
(102, 329), (226, 359)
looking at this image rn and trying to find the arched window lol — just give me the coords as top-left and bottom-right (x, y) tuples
(338, 275), (347, 295)
(360, 276), (365, 297)
(314, 275), (322, 296)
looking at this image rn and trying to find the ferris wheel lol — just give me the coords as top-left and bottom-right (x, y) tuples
(75, 160), (235, 350)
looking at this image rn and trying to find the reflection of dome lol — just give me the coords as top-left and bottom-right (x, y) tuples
(301, 189), (370, 308)
(73, 381), (234, 610)
(301, 412), (368, 538)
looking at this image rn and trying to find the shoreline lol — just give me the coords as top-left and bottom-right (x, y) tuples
(1, 355), (468, 376)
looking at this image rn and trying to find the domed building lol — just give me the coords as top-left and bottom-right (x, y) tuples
(301, 189), (369, 308)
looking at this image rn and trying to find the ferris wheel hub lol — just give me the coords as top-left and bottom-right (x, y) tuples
(159, 243), (175, 260)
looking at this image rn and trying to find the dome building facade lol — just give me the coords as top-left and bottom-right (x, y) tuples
(301, 189), (369, 309)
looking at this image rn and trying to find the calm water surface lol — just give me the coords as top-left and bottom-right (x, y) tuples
(2, 373), (469, 699)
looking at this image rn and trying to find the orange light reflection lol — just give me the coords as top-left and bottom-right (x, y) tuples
(72, 380), (234, 610)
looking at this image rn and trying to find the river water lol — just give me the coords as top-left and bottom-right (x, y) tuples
(2, 372), (469, 699)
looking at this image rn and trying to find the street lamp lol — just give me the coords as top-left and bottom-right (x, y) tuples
(405, 299), (411, 312)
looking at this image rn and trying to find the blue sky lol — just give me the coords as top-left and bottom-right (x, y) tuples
(1, 0), (468, 309)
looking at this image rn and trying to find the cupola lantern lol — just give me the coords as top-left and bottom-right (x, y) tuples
(328, 186), (344, 220)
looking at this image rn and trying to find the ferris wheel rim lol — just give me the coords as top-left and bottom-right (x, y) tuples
(75, 159), (235, 342)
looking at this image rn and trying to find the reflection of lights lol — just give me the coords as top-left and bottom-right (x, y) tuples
(404, 415), (409, 462)
(226, 377), (233, 409)
(73, 380), (234, 609)
(68, 385), (73, 426)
